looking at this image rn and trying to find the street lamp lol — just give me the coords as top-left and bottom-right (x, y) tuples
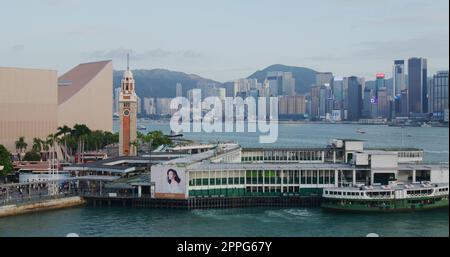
(147, 139), (153, 198)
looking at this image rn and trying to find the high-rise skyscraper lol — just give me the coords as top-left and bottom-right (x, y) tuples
(156, 98), (174, 115)
(375, 73), (386, 97)
(399, 89), (409, 117)
(137, 95), (142, 115)
(318, 85), (333, 118)
(143, 97), (156, 115)
(119, 55), (138, 156)
(342, 77), (349, 112)
(408, 57), (428, 114)
(114, 87), (121, 114)
(176, 83), (183, 97)
(234, 78), (259, 96)
(393, 60), (406, 96)
(362, 87), (376, 119)
(333, 80), (344, 110)
(265, 72), (283, 97)
(429, 71), (449, 121)
(310, 85), (321, 119)
(316, 72), (334, 88)
(282, 72), (296, 96)
(377, 88), (390, 119)
(264, 72), (295, 96)
(319, 86), (327, 118)
(347, 76), (362, 121)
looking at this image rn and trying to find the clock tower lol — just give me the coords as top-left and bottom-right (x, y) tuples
(119, 54), (137, 156)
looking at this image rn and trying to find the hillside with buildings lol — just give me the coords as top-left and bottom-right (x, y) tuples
(247, 64), (318, 94)
(113, 69), (220, 98)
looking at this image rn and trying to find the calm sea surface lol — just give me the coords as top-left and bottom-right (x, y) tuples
(0, 122), (448, 237)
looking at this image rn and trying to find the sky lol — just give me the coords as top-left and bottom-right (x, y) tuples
(0, 0), (448, 82)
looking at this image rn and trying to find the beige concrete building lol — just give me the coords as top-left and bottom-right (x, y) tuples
(0, 60), (113, 152)
(58, 61), (113, 132)
(0, 67), (58, 152)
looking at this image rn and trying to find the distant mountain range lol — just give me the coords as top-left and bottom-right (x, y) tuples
(113, 69), (219, 98)
(113, 65), (389, 98)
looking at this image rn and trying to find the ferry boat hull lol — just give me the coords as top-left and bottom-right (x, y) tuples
(321, 183), (449, 213)
(321, 197), (449, 213)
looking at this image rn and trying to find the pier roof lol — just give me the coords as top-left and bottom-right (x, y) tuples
(163, 143), (240, 165)
(63, 154), (184, 174)
(367, 147), (422, 152)
(242, 147), (326, 151)
(187, 162), (352, 171)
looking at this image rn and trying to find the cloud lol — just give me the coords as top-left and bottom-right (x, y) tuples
(84, 48), (202, 60)
(354, 33), (449, 60)
(182, 50), (202, 58)
(305, 56), (343, 61)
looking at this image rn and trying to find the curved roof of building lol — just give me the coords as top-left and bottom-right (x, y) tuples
(58, 60), (111, 105)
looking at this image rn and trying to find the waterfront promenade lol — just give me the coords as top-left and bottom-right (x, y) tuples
(0, 178), (322, 217)
(0, 179), (83, 217)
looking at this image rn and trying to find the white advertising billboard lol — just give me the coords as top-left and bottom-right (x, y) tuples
(151, 166), (187, 199)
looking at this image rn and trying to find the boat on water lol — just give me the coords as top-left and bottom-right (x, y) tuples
(356, 129), (366, 134)
(168, 130), (183, 138)
(137, 124), (146, 130)
(321, 182), (449, 213)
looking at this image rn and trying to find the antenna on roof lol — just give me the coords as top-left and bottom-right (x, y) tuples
(127, 53), (130, 71)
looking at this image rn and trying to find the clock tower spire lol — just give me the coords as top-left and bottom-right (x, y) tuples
(119, 54), (138, 156)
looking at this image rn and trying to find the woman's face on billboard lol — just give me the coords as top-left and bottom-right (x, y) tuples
(168, 170), (174, 181)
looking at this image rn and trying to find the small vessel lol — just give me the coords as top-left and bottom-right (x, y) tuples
(421, 123), (431, 128)
(356, 129), (366, 134)
(321, 182), (449, 212)
(137, 124), (146, 130)
(168, 130), (183, 138)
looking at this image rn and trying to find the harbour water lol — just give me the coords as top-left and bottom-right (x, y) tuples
(130, 121), (449, 162)
(0, 123), (448, 237)
(0, 207), (448, 237)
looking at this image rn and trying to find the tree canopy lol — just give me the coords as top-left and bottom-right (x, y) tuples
(23, 151), (41, 162)
(0, 144), (13, 175)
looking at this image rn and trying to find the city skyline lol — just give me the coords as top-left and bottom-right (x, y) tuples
(0, 0), (448, 82)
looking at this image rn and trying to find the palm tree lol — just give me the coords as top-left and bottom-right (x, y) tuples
(32, 138), (43, 160)
(32, 138), (40, 152)
(71, 124), (91, 163)
(15, 137), (28, 160)
(56, 125), (72, 162)
(46, 134), (57, 161)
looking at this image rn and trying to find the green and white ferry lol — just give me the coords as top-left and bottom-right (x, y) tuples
(322, 182), (449, 212)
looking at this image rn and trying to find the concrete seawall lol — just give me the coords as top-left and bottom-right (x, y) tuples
(84, 196), (322, 209)
(0, 197), (86, 218)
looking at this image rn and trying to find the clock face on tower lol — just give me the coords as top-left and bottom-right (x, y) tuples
(123, 109), (130, 116)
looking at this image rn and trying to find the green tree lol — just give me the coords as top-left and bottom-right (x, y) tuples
(56, 125), (72, 161)
(32, 138), (43, 153)
(15, 136), (27, 153)
(71, 124), (91, 163)
(87, 130), (104, 151)
(23, 151), (41, 161)
(146, 131), (172, 148)
(0, 145), (14, 176)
